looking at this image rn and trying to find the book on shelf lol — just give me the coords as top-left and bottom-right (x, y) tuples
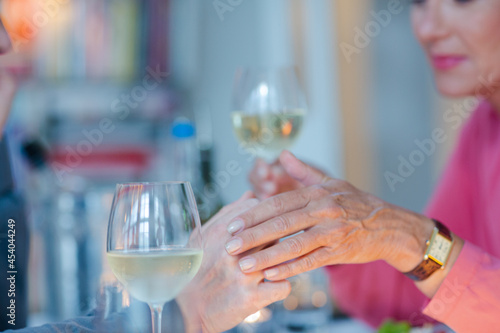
(3, 0), (170, 82)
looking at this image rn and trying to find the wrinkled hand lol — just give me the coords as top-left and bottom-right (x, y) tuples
(177, 191), (291, 333)
(248, 158), (303, 199)
(225, 151), (434, 281)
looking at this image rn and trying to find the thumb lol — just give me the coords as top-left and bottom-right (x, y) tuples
(257, 280), (291, 308)
(279, 150), (329, 186)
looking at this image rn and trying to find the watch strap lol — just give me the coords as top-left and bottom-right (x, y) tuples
(404, 219), (452, 282)
(434, 219), (452, 240)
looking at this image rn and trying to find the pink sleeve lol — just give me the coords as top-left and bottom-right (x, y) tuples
(423, 242), (500, 332)
(326, 106), (488, 328)
(325, 262), (431, 328)
(422, 104), (500, 330)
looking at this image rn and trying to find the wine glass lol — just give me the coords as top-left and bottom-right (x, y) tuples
(106, 182), (203, 333)
(231, 66), (308, 162)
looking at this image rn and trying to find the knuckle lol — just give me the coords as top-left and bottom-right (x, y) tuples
(332, 193), (347, 205)
(312, 197), (341, 218)
(313, 229), (329, 247)
(257, 251), (271, 267)
(270, 196), (285, 214)
(309, 184), (329, 196)
(286, 237), (304, 256)
(325, 197), (343, 213)
(316, 250), (330, 264)
(281, 263), (293, 277)
(244, 230), (257, 247)
(301, 255), (316, 271)
(273, 215), (291, 235)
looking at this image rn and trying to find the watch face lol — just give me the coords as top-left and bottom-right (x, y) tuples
(428, 234), (452, 265)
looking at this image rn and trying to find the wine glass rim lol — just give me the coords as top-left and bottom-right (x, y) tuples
(116, 181), (191, 187)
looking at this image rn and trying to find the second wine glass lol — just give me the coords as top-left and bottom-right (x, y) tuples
(231, 66), (308, 162)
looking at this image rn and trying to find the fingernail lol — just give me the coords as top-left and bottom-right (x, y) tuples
(264, 268), (278, 279)
(227, 220), (245, 235)
(239, 257), (256, 272)
(225, 238), (242, 254)
(262, 182), (276, 193)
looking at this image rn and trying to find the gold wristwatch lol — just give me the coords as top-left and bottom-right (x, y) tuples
(404, 219), (454, 281)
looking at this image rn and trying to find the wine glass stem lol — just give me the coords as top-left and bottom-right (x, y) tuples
(149, 304), (163, 333)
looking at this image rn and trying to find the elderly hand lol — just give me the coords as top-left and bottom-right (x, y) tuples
(248, 158), (303, 199)
(177, 191), (291, 333)
(225, 151), (436, 282)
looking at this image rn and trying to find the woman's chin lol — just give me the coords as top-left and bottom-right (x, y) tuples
(435, 79), (476, 99)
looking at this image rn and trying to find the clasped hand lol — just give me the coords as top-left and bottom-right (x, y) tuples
(225, 151), (431, 280)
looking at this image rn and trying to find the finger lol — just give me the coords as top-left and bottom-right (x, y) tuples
(225, 210), (315, 255)
(208, 197), (259, 229)
(227, 185), (320, 237)
(256, 280), (292, 308)
(279, 150), (330, 187)
(237, 231), (322, 273)
(263, 247), (330, 281)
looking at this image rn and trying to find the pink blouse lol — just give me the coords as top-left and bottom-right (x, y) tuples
(325, 101), (500, 332)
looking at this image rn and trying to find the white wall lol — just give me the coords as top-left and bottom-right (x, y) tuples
(170, 0), (343, 203)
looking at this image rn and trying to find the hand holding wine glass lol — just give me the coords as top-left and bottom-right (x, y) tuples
(248, 158), (304, 200)
(106, 182), (203, 333)
(176, 191), (291, 333)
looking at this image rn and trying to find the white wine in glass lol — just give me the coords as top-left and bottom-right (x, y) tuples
(231, 110), (306, 160)
(107, 182), (203, 333)
(231, 67), (308, 161)
(107, 249), (203, 305)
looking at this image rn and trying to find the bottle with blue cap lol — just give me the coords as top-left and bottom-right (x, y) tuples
(171, 117), (201, 189)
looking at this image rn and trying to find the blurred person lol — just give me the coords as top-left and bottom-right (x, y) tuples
(0, 17), (30, 331)
(233, 0), (500, 331)
(0, 15), (289, 333)
(5, 192), (290, 333)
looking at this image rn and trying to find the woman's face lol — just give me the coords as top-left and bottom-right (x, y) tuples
(411, 0), (500, 99)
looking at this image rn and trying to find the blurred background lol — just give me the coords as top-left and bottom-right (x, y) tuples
(0, 0), (470, 330)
